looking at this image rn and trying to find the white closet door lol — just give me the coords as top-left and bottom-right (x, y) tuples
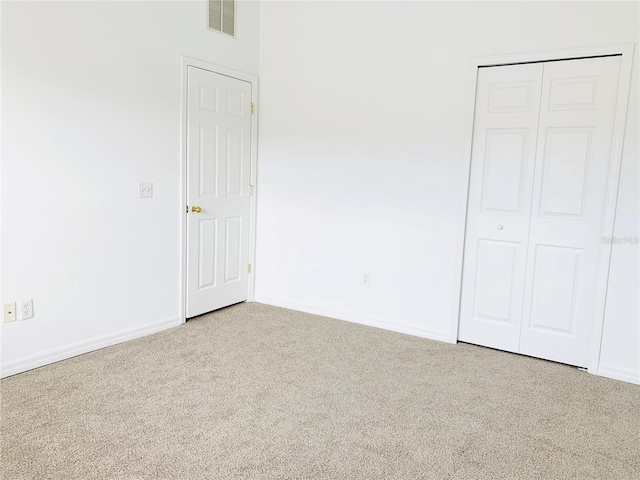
(458, 64), (543, 352)
(518, 56), (622, 367)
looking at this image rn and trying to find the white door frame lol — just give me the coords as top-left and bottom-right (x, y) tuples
(179, 56), (259, 324)
(450, 43), (635, 376)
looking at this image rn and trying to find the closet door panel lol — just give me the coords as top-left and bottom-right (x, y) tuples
(458, 64), (543, 352)
(519, 56), (622, 367)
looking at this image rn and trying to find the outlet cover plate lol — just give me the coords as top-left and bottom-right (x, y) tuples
(138, 182), (153, 198)
(21, 299), (34, 320)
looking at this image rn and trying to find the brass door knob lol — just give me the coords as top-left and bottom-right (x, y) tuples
(191, 206), (202, 214)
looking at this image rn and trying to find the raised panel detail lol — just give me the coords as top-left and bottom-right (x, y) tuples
(488, 81), (533, 113)
(540, 128), (592, 217)
(481, 129), (528, 214)
(227, 92), (244, 117)
(472, 240), (519, 323)
(527, 245), (581, 335)
(224, 217), (242, 283)
(226, 130), (242, 196)
(199, 126), (218, 196)
(199, 85), (219, 112)
(198, 219), (217, 289)
(549, 77), (597, 110)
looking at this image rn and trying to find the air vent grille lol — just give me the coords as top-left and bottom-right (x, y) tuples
(209, 0), (235, 37)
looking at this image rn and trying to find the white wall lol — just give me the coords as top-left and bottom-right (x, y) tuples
(256, 2), (639, 381)
(1, 1), (260, 374)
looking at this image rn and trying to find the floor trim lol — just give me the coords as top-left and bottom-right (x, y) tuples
(597, 363), (640, 385)
(1, 317), (182, 378)
(255, 296), (452, 344)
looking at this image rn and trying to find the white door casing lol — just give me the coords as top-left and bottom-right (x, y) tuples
(458, 63), (543, 352)
(518, 56), (622, 367)
(459, 55), (623, 368)
(186, 66), (252, 318)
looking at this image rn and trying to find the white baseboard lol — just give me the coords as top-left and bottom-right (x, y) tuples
(597, 363), (640, 385)
(1, 316), (182, 379)
(254, 296), (452, 344)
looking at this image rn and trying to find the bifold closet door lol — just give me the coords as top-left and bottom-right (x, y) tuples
(458, 63), (543, 353)
(459, 56), (622, 367)
(518, 56), (622, 367)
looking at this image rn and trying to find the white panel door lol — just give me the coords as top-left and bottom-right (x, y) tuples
(519, 56), (621, 366)
(186, 66), (252, 318)
(458, 64), (543, 352)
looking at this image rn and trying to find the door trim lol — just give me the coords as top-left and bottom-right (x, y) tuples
(179, 56), (259, 324)
(450, 44), (635, 376)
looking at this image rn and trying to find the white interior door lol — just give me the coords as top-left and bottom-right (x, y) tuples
(460, 56), (622, 367)
(458, 63), (543, 352)
(518, 56), (622, 367)
(186, 66), (252, 318)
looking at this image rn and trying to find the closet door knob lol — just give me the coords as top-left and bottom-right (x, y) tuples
(497, 225), (504, 230)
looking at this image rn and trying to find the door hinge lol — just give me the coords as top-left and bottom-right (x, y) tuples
(247, 263), (252, 274)
(250, 102), (255, 115)
(249, 185), (254, 197)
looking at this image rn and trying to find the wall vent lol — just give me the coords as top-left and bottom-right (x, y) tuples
(209, 0), (235, 37)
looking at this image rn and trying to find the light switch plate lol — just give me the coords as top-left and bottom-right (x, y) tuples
(3, 303), (16, 323)
(138, 182), (153, 198)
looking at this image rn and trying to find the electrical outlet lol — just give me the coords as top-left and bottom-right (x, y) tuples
(362, 273), (370, 287)
(21, 299), (34, 320)
(3, 303), (16, 323)
(138, 182), (153, 198)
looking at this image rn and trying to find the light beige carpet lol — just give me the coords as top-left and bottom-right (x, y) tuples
(1, 303), (639, 479)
